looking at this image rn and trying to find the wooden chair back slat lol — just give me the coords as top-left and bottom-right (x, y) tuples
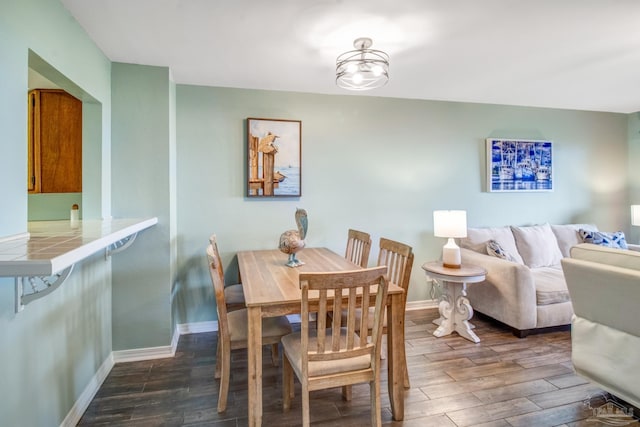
(331, 290), (342, 351)
(316, 288), (327, 353)
(360, 285), (370, 347)
(346, 287), (357, 348)
(345, 229), (372, 268)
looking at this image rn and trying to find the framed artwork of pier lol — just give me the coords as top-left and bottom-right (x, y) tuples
(247, 118), (302, 197)
(486, 138), (554, 192)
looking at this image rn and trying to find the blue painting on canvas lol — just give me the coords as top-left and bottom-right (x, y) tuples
(487, 139), (553, 192)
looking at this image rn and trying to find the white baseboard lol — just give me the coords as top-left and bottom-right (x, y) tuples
(406, 299), (438, 311)
(59, 353), (114, 427)
(177, 320), (218, 335)
(0, 232), (29, 243)
(175, 316), (301, 335)
(112, 345), (175, 363)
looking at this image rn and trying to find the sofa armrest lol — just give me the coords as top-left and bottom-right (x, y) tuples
(460, 248), (538, 330)
(562, 258), (640, 337)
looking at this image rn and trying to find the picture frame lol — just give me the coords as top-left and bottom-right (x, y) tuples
(247, 118), (302, 197)
(486, 138), (553, 192)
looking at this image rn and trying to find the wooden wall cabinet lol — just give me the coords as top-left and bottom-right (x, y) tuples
(28, 89), (82, 193)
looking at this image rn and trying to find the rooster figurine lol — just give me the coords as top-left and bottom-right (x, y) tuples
(279, 208), (308, 267)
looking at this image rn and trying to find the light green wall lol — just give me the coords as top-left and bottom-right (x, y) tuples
(175, 85), (630, 324)
(1, 6), (31, 237)
(28, 193), (82, 220)
(0, 1), (113, 425)
(0, 254), (112, 426)
(110, 63), (175, 350)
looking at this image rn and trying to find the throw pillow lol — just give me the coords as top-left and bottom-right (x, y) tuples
(579, 229), (628, 249)
(486, 239), (516, 262)
(461, 226), (525, 265)
(511, 223), (564, 268)
(551, 224), (599, 258)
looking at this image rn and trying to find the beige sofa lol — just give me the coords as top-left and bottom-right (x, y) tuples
(459, 223), (596, 337)
(561, 243), (640, 409)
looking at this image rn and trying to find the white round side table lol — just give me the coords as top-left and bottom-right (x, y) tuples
(422, 261), (487, 343)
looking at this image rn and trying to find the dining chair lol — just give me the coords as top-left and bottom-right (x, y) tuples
(377, 237), (414, 317)
(209, 234), (245, 312)
(341, 237), (414, 391)
(376, 237), (414, 387)
(281, 266), (389, 427)
(345, 228), (372, 267)
(206, 244), (292, 413)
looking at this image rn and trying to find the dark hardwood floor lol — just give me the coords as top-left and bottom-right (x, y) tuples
(78, 308), (629, 426)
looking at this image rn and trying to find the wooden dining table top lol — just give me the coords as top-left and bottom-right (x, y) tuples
(237, 247), (403, 309)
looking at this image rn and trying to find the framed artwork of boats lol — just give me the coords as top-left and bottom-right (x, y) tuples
(486, 138), (553, 192)
(247, 118), (302, 197)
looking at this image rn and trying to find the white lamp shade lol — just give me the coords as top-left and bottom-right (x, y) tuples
(632, 205), (640, 226)
(433, 210), (467, 238)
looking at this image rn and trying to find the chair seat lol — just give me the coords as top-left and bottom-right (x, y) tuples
(224, 284), (245, 305)
(281, 328), (372, 377)
(227, 309), (292, 342)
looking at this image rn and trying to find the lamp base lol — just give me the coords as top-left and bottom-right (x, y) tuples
(442, 262), (461, 269)
(442, 238), (462, 269)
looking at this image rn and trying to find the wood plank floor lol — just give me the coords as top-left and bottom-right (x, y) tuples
(78, 308), (629, 426)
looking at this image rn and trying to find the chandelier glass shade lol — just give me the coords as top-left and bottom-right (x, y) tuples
(336, 37), (389, 91)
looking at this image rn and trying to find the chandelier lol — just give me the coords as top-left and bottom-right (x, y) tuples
(336, 37), (389, 91)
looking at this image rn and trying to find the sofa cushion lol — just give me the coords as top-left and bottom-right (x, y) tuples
(511, 223), (563, 268)
(551, 223), (598, 258)
(461, 226), (524, 265)
(579, 229), (628, 250)
(532, 267), (570, 305)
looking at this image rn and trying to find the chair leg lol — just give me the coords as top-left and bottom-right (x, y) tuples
(302, 381), (310, 427)
(288, 364), (295, 399)
(380, 334), (387, 360)
(271, 343), (279, 367)
(383, 333), (410, 388)
(214, 336), (222, 379)
(404, 360), (411, 389)
(217, 341), (231, 413)
(370, 378), (382, 427)
(342, 385), (352, 401)
(282, 355), (293, 410)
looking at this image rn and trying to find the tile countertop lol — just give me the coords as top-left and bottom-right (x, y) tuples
(0, 217), (158, 277)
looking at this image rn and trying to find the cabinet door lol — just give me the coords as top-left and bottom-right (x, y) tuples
(29, 89), (82, 193)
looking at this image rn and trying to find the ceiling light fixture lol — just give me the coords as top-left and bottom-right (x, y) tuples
(336, 37), (389, 91)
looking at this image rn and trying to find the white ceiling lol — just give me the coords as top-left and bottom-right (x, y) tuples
(61, 0), (640, 113)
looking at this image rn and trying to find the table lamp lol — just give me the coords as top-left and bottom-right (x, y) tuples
(433, 210), (467, 269)
(632, 205), (640, 227)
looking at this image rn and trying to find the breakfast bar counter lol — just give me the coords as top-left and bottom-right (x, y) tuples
(0, 217), (158, 311)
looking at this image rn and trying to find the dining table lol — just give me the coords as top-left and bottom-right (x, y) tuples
(237, 247), (406, 427)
